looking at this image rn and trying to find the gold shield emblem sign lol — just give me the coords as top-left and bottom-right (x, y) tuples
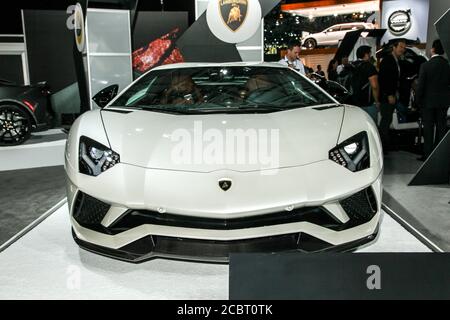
(220, 0), (248, 32)
(74, 3), (85, 52)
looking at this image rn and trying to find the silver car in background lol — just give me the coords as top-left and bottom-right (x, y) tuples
(302, 22), (375, 49)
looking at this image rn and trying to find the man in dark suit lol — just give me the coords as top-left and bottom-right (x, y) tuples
(416, 39), (450, 160)
(378, 39), (406, 152)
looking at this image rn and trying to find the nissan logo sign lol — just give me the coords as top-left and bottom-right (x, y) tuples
(388, 9), (412, 36)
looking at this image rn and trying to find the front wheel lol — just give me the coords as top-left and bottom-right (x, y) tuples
(304, 38), (317, 49)
(0, 104), (32, 146)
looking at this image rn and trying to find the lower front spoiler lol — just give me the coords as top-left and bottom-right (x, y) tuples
(72, 223), (379, 264)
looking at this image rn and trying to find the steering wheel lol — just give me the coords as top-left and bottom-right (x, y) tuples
(246, 86), (286, 104)
(206, 91), (240, 104)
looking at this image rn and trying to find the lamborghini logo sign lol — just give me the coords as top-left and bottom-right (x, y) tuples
(74, 3), (85, 52)
(206, 0), (261, 44)
(219, 0), (248, 32)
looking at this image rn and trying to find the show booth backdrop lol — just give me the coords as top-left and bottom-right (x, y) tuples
(0, 40), (27, 85)
(8, 0), (448, 117)
(21, 9), (83, 119)
(427, 0), (450, 55)
(179, 0), (280, 63)
(132, 12), (188, 78)
(22, 10), (77, 93)
(435, 9), (450, 58)
(20, 4), (189, 113)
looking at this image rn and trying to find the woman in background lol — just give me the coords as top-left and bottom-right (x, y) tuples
(327, 59), (338, 82)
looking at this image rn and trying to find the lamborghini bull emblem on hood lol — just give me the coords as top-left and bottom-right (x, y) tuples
(220, 0), (248, 32)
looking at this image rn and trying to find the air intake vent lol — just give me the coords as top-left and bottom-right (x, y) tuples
(340, 187), (377, 223)
(72, 192), (110, 227)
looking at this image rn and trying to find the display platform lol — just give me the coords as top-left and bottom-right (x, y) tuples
(0, 201), (430, 300)
(0, 166), (66, 246)
(383, 151), (450, 251)
(0, 129), (66, 171)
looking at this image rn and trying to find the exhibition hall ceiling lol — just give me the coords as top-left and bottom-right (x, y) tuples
(282, 0), (379, 18)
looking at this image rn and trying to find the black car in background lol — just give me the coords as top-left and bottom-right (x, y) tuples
(0, 79), (53, 146)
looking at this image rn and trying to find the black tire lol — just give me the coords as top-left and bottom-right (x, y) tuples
(0, 104), (32, 146)
(304, 38), (317, 49)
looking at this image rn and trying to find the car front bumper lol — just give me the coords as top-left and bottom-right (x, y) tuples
(66, 158), (382, 262)
(72, 222), (379, 263)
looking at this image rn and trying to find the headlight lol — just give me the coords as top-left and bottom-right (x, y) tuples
(79, 136), (120, 176)
(329, 132), (370, 172)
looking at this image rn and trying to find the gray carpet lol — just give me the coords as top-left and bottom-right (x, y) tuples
(383, 151), (450, 251)
(23, 133), (67, 145)
(0, 166), (66, 246)
(23, 130), (67, 145)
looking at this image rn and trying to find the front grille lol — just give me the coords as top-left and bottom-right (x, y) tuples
(72, 192), (110, 227)
(152, 234), (303, 259)
(72, 189), (377, 236)
(340, 187), (377, 223)
(108, 206), (343, 234)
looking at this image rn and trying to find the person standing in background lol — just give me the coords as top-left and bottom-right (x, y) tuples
(416, 39), (450, 160)
(336, 55), (355, 91)
(337, 56), (350, 75)
(378, 38), (406, 153)
(278, 40), (306, 75)
(350, 45), (380, 123)
(327, 59), (338, 81)
(316, 65), (325, 77)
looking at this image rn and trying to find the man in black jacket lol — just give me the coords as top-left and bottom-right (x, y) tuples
(378, 39), (406, 152)
(350, 45), (380, 123)
(416, 39), (450, 159)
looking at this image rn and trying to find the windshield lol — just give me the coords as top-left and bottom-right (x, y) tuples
(110, 66), (335, 114)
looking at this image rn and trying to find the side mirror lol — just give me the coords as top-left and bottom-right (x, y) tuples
(322, 80), (351, 103)
(92, 84), (119, 108)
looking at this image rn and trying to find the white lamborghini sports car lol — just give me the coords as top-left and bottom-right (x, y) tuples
(65, 62), (383, 262)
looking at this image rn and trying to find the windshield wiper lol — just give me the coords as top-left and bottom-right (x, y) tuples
(185, 104), (288, 114)
(117, 105), (196, 115)
(312, 103), (343, 111)
(234, 104), (287, 112)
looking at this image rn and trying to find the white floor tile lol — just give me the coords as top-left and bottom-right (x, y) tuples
(0, 205), (430, 299)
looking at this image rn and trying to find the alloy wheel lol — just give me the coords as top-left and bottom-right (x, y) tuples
(0, 105), (32, 146)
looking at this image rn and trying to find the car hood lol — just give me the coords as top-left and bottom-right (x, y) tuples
(101, 106), (344, 172)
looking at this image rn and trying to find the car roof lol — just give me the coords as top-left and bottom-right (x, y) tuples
(151, 61), (288, 72)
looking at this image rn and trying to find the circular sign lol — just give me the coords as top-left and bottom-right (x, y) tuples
(74, 3), (85, 52)
(388, 9), (412, 36)
(206, 0), (262, 44)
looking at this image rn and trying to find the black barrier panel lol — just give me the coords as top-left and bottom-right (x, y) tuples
(23, 10), (78, 93)
(229, 253), (450, 300)
(409, 131), (450, 186)
(435, 8), (450, 59)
